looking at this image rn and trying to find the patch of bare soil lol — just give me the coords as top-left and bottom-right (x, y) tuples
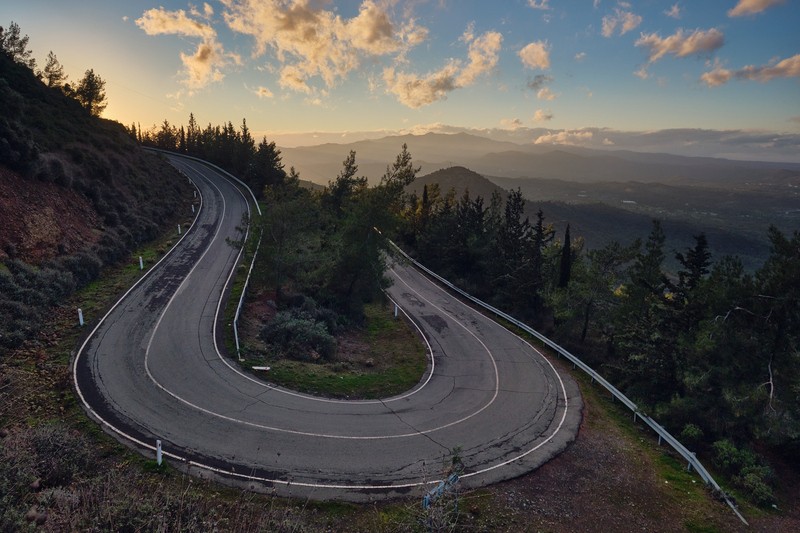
(0, 166), (101, 264)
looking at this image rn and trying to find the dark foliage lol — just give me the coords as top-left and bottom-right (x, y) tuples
(0, 44), (190, 350)
(400, 176), (800, 506)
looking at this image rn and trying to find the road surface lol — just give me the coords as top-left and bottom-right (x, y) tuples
(73, 153), (582, 501)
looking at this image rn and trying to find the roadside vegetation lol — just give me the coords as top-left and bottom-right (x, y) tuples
(0, 25), (191, 351)
(2, 20), (798, 530)
(396, 181), (799, 509)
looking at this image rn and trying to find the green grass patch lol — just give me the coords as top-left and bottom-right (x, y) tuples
(254, 302), (428, 399)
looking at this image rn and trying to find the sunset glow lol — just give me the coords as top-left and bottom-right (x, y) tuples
(5, 1), (799, 159)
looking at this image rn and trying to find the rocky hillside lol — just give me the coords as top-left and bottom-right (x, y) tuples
(0, 51), (190, 349)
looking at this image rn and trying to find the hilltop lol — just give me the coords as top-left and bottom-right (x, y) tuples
(0, 50), (191, 348)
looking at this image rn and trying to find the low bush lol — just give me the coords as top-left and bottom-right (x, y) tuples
(712, 439), (775, 506)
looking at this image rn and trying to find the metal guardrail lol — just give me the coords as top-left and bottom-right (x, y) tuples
(143, 147), (262, 216)
(233, 231), (262, 360)
(388, 240), (748, 526)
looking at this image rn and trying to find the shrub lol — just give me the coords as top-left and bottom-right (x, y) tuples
(712, 439), (775, 506)
(261, 310), (336, 361)
(680, 423), (704, 447)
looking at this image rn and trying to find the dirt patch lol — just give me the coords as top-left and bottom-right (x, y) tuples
(0, 166), (102, 264)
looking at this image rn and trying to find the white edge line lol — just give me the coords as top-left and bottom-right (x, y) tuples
(72, 154), (572, 493)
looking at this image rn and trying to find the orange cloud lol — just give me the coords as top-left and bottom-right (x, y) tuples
(728, 0), (786, 17)
(602, 8), (642, 37)
(220, 0), (427, 94)
(137, 7), (238, 90)
(702, 54), (800, 86)
(383, 29), (502, 108)
(519, 41), (550, 70)
(636, 28), (724, 64)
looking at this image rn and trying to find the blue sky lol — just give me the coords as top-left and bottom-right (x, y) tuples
(4, 1), (799, 159)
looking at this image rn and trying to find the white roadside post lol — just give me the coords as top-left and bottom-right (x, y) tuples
(139, 256), (144, 270)
(177, 224), (181, 235)
(191, 204), (195, 214)
(78, 308), (84, 327)
(156, 439), (162, 466)
(394, 304), (399, 319)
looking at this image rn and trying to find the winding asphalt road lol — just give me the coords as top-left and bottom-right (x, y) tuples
(73, 153), (582, 502)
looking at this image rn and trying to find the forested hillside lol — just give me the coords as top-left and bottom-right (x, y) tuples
(0, 46), (190, 349)
(397, 171), (799, 507)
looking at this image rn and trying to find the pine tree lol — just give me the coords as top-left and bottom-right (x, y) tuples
(41, 50), (67, 87)
(0, 22), (36, 69)
(558, 224), (572, 289)
(74, 69), (107, 116)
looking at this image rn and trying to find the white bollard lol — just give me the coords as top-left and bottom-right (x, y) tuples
(193, 190), (197, 198)
(191, 204), (195, 213)
(156, 439), (162, 466)
(177, 224), (181, 235)
(139, 256), (144, 270)
(78, 308), (84, 327)
(394, 304), (399, 318)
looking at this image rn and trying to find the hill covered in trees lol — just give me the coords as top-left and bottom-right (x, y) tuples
(0, 36), (190, 349)
(397, 167), (799, 507)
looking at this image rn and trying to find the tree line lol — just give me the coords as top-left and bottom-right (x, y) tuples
(130, 114), (282, 201)
(1, 21), (107, 116)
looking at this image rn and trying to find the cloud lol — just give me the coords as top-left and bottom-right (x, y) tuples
(574, 52), (587, 62)
(635, 28), (724, 64)
(527, 0), (551, 9)
(383, 29), (501, 108)
(501, 118), (524, 129)
(219, 0), (428, 95)
(137, 7), (216, 39)
(702, 53), (800, 86)
(382, 63), (459, 108)
(527, 74), (553, 90)
(534, 129), (594, 145)
(254, 85), (274, 98)
(664, 4), (682, 19)
(456, 31), (503, 85)
(537, 87), (558, 100)
(790, 116), (800, 124)
(602, 8), (642, 37)
(533, 109), (553, 122)
(137, 7), (238, 90)
(728, 0), (786, 17)
(519, 41), (551, 70)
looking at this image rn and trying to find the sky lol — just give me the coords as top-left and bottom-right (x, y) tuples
(4, 1), (800, 160)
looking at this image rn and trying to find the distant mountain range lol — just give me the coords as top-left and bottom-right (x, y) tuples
(412, 167), (779, 271)
(280, 131), (800, 186)
(282, 132), (799, 270)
